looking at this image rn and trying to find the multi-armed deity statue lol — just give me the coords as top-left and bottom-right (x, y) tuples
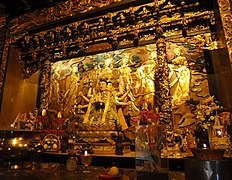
(75, 53), (141, 133)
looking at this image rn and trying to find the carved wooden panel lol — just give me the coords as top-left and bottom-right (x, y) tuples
(13, 1), (215, 78)
(217, 0), (232, 62)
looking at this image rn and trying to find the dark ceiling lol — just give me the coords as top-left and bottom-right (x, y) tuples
(0, 0), (65, 18)
(0, 0), (216, 19)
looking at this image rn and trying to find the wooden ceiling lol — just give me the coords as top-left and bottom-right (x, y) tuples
(0, 0), (65, 18)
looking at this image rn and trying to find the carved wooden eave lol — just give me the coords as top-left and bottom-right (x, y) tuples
(8, 0), (124, 37)
(8, 0), (149, 42)
(11, 0), (215, 78)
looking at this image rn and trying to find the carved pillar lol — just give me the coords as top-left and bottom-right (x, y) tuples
(217, 0), (232, 62)
(0, 17), (6, 63)
(0, 17), (9, 110)
(39, 60), (51, 111)
(155, 24), (172, 127)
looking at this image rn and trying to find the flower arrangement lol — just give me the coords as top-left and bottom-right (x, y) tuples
(194, 96), (223, 130)
(139, 109), (159, 125)
(192, 96), (223, 149)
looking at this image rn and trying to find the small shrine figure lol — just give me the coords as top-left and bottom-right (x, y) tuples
(90, 23), (98, 38)
(101, 56), (114, 79)
(98, 18), (106, 36)
(32, 35), (41, 50)
(21, 35), (31, 52)
(64, 26), (73, 42)
(105, 13), (114, 32)
(138, 6), (151, 23)
(81, 22), (90, 39)
(44, 30), (56, 46)
(128, 7), (136, 25)
(116, 12), (126, 27)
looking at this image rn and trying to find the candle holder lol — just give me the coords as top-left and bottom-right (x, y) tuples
(81, 150), (92, 174)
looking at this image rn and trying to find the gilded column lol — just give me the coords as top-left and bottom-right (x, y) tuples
(39, 60), (51, 111)
(155, 25), (172, 126)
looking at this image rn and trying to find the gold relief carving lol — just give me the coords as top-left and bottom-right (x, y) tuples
(8, 0), (123, 36)
(8, 0), (211, 42)
(9, 12), (47, 36)
(46, 44), (173, 127)
(15, 8), (214, 51)
(119, 39), (134, 46)
(218, 0), (232, 62)
(13, 1), (215, 81)
(218, 0), (231, 14)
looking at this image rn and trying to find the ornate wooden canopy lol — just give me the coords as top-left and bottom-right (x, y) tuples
(9, 0), (215, 78)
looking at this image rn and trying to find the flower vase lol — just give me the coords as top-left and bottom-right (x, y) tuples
(135, 125), (165, 172)
(150, 148), (161, 170)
